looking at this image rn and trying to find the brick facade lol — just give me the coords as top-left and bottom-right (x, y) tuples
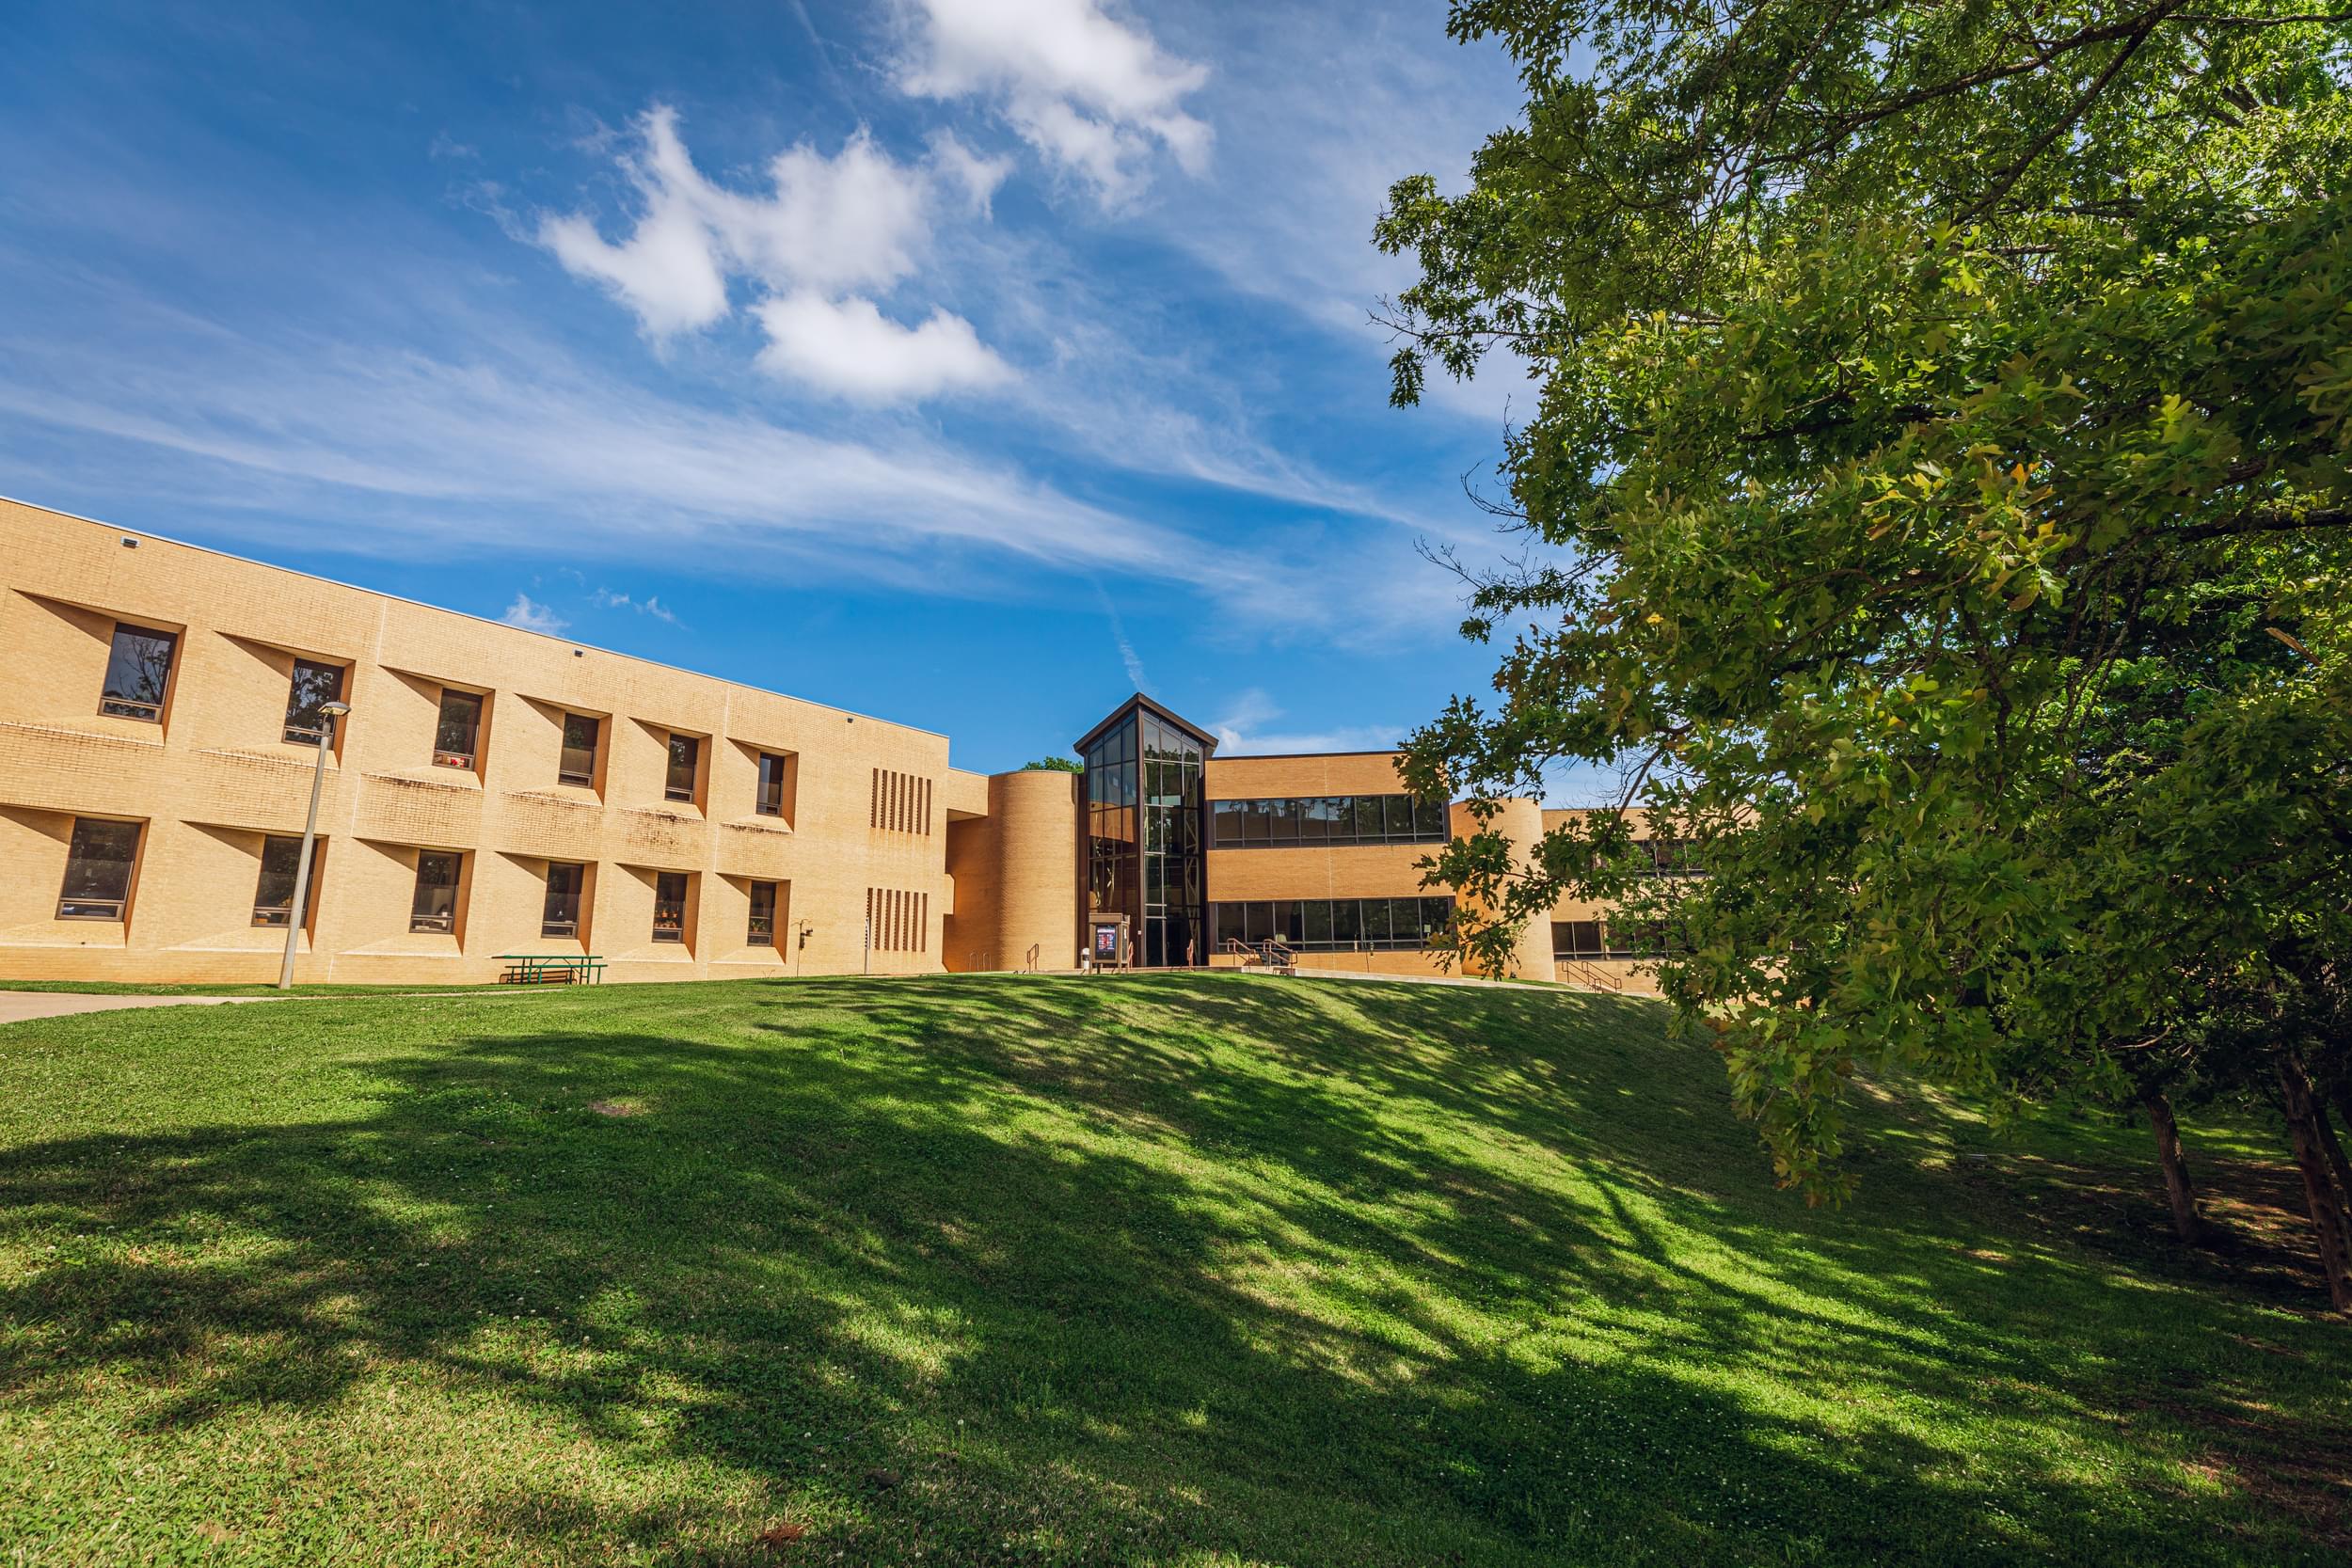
(0, 496), (1654, 990)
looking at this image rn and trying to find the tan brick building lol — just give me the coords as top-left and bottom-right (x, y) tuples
(0, 497), (1664, 990)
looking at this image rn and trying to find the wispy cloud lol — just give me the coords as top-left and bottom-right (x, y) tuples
(1090, 581), (1149, 692)
(892, 0), (1211, 202)
(590, 586), (681, 625)
(500, 592), (567, 634)
(1211, 688), (1402, 756)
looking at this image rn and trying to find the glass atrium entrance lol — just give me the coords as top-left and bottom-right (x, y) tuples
(1077, 695), (1216, 968)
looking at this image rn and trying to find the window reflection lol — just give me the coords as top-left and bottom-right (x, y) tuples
(1081, 703), (1211, 966)
(1212, 897), (1451, 952)
(1210, 795), (1451, 848)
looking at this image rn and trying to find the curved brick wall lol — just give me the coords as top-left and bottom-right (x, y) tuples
(943, 767), (1077, 972)
(1448, 796), (1556, 979)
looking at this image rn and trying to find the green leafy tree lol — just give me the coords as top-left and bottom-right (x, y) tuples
(1020, 756), (1084, 773)
(1379, 2), (2352, 1298)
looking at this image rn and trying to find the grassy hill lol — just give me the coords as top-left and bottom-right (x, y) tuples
(0, 974), (2344, 1565)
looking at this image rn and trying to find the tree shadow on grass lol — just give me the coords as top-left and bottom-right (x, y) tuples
(0, 974), (2344, 1564)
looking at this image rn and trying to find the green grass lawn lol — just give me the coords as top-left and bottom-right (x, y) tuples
(0, 975), (2344, 1565)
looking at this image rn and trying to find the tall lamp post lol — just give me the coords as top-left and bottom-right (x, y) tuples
(278, 699), (351, 990)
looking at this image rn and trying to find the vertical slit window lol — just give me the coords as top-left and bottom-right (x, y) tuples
(99, 624), (176, 721)
(749, 879), (777, 944)
(58, 817), (141, 920)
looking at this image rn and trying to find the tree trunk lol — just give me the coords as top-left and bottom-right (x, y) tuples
(2276, 1055), (2352, 1313)
(2139, 1085), (2210, 1245)
(2319, 1097), (2352, 1233)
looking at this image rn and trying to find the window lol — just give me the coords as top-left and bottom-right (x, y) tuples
(99, 624), (176, 721)
(58, 817), (140, 920)
(748, 879), (778, 943)
(1210, 896), (1454, 952)
(410, 851), (461, 932)
(755, 752), (788, 817)
(251, 834), (320, 927)
(559, 714), (599, 787)
(283, 658), (344, 745)
(433, 689), (482, 768)
(1206, 796), (1451, 849)
(653, 871), (688, 942)
(1640, 838), (1700, 877)
(665, 733), (699, 802)
(1554, 920), (1605, 958)
(542, 862), (584, 938)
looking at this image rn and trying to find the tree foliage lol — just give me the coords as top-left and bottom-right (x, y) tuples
(1380, 0), (2352, 1291)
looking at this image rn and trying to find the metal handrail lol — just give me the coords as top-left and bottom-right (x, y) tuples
(1222, 937), (1297, 972)
(1555, 955), (1623, 992)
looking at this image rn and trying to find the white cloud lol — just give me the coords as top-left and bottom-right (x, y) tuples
(534, 105), (1007, 403)
(500, 592), (568, 634)
(894, 0), (1211, 201)
(926, 129), (1014, 215)
(754, 292), (1011, 403)
(591, 587), (681, 624)
(541, 183), (730, 336)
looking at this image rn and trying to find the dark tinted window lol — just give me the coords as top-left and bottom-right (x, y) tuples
(59, 817), (140, 919)
(410, 851), (461, 932)
(542, 862), (584, 937)
(748, 879), (778, 942)
(756, 752), (787, 816)
(1328, 899), (1361, 945)
(1554, 920), (1604, 958)
(283, 659), (343, 745)
(559, 714), (599, 786)
(653, 871), (688, 942)
(251, 833), (318, 927)
(1210, 795), (1449, 848)
(100, 625), (176, 720)
(1207, 896), (1454, 951)
(433, 690), (482, 767)
(665, 734), (699, 801)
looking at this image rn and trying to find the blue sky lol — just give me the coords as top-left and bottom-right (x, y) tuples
(0, 1), (1581, 784)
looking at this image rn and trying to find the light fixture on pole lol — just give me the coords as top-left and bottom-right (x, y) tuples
(278, 699), (350, 990)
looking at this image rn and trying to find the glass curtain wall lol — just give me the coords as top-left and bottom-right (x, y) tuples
(1082, 705), (1210, 967)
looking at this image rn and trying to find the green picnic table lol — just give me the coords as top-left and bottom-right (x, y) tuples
(494, 954), (607, 986)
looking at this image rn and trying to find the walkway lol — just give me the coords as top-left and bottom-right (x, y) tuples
(0, 992), (266, 1025)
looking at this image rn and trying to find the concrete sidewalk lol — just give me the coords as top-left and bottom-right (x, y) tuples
(0, 992), (266, 1025)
